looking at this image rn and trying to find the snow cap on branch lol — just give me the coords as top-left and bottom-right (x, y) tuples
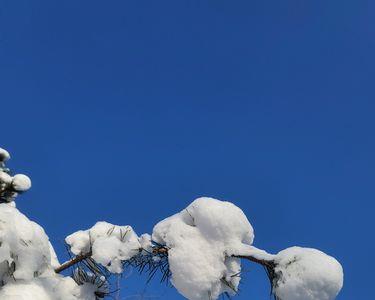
(12, 174), (32, 192)
(139, 233), (153, 253)
(0, 171), (12, 185)
(66, 222), (141, 273)
(273, 247), (344, 300)
(0, 145), (344, 300)
(152, 197), (254, 300)
(0, 204), (52, 282)
(0, 203), (115, 299)
(0, 148), (10, 162)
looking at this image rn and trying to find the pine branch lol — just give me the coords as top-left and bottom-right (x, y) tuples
(234, 254), (274, 268)
(54, 245), (277, 297)
(55, 251), (92, 273)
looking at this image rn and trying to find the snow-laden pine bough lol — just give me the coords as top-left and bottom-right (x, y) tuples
(0, 147), (344, 300)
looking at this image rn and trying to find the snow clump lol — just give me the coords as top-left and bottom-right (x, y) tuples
(66, 222), (141, 273)
(273, 246), (344, 300)
(152, 197), (254, 300)
(0, 148), (10, 163)
(0, 276), (100, 300)
(139, 233), (153, 253)
(11, 174), (32, 192)
(0, 203), (101, 300)
(0, 203), (52, 281)
(0, 171), (12, 185)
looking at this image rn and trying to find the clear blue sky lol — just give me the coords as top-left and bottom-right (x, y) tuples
(1, 1), (373, 299)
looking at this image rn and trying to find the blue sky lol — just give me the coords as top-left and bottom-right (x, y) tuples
(1, 1), (374, 299)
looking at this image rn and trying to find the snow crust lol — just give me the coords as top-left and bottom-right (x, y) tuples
(152, 197), (254, 300)
(66, 222), (141, 273)
(273, 247), (344, 300)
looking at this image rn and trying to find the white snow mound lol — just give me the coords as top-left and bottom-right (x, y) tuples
(152, 197), (254, 300)
(0, 276), (101, 300)
(12, 174), (32, 192)
(0, 203), (52, 281)
(0, 171), (12, 185)
(66, 221), (141, 273)
(0, 204), (99, 300)
(273, 246), (344, 300)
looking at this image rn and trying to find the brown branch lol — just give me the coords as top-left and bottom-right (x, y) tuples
(54, 247), (274, 274)
(55, 251), (92, 274)
(234, 255), (274, 268)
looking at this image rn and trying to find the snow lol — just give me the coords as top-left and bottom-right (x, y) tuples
(228, 244), (276, 261)
(0, 148), (10, 162)
(0, 275), (100, 300)
(152, 197), (254, 300)
(0, 203), (101, 300)
(49, 241), (61, 269)
(139, 233), (153, 253)
(0, 150), (32, 203)
(0, 194), (344, 300)
(0, 280), (53, 299)
(273, 247), (344, 300)
(0, 203), (51, 281)
(66, 221), (141, 273)
(0, 171), (12, 185)
(11, 174), (32, 192)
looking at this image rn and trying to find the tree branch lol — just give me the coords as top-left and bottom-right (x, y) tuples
(55, 251), (92, 273)
(54, 247), (275, 274)
(152, 246), (275, 268)
(234, 254), (274, 268)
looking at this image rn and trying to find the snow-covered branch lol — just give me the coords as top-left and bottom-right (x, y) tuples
(0, 147), (344, 300)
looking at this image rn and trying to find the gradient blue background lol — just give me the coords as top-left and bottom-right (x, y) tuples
(1, 1), (373, 299)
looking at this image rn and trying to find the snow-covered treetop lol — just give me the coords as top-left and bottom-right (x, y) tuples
(0, 147), (344, 300)
(0, 148), (31, 203)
